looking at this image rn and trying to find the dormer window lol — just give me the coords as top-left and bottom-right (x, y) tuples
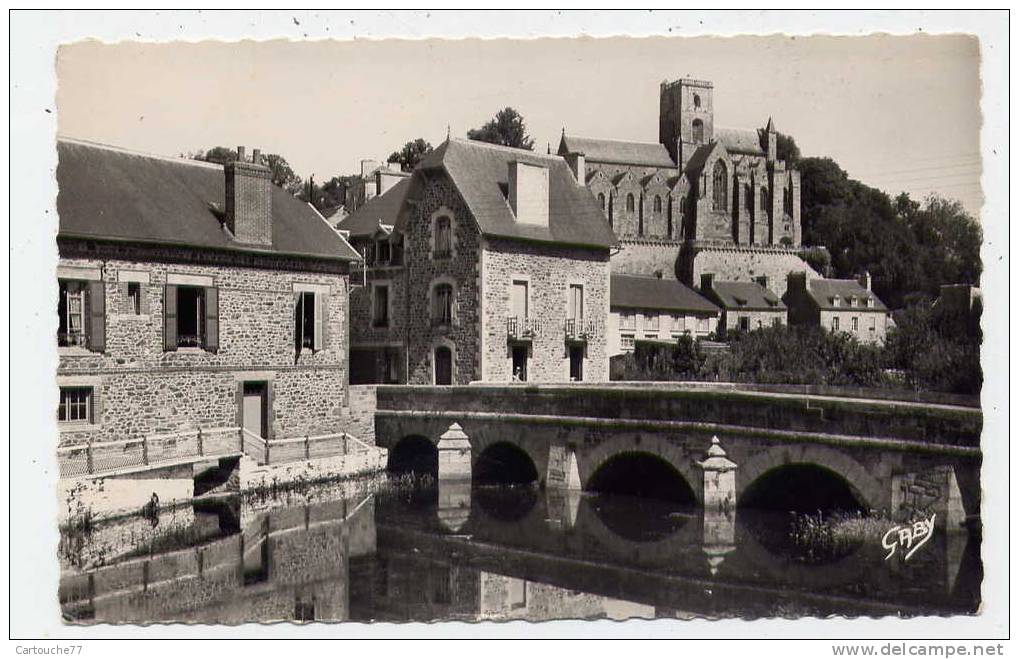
(832, 295), (841, 308)
(866, 297), (875, 308)
(376, 239), (391, 265)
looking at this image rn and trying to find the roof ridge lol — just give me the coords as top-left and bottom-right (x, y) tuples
(450, 137), (564, 162)
(58, 136), (224, 170)
(565, 134), (666, 148)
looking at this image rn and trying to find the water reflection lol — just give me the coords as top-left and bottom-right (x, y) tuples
(59, 478), (981, 623)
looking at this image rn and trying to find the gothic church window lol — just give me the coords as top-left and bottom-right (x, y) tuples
(712, 161), (728, 212)
(692, 119), (704, 144)
(626, 194), (635, 213)
(693, 93), (701, 108)
(654, 195), (662, 213)
(744, 184), (752, 211)
(760, 187), (769, 212)
(598, 192), (605, 211)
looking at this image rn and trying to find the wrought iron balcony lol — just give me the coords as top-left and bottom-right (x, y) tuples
(506, 316), (542, 341)
(564, 318), (600, 342)
(57, 331), (89, 349)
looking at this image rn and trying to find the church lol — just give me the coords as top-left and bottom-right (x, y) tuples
(558, 77), (819, 298)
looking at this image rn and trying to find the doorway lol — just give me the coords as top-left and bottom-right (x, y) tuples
(434, 346), (453, 385)
(242, 381), (268, 439)
(512, 345), (528, 382)
(569, 345), (584, 381)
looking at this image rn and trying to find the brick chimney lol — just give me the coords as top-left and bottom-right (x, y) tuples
(756, 275), (770, 292)
(700, 272), (715, 293)
(857, 271), (872, 292)
(565, 151), (586, 185)
(508, 161), (549, 227)
(787, 271), (808, 294)
(225, 146), (272, 246)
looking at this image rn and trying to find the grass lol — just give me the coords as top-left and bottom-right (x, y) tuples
(788, 510), (892, 562)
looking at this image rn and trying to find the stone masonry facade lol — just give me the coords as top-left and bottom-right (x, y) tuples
(481, 238), (610, 383)
(56, 240), (351, 447)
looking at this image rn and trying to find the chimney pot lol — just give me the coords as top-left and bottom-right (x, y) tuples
(252, 148), (261, 165)
(237, 146), (246, 162)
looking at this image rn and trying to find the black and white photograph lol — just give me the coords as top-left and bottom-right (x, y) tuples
(7, 8), (1011, 651)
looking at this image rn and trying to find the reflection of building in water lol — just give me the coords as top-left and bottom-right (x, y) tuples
(59, 496), (376, 623)
(348, 553), (481, 622)
(479, 572), (655, 622)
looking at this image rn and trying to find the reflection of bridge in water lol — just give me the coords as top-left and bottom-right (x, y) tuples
(60, 483), (980, 623)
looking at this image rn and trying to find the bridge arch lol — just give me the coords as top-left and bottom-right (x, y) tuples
(474, 441), (540, 485)
(387, 434), (438, 476)
(737, 444), (884, 512)
(581, 434), (702, 505)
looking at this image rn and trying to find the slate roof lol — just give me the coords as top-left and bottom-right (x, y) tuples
(708, 281), (786, 311)
(807, 279), (887, 311)
(611, 275), (719, 314)
(408, 138), (616, 249)
(335, 177), (412, 238)
(559, 134), (676, 168)
(715, 127), (765, 156)
(682, 142), (720, 179)
(56, 138), (360, 261)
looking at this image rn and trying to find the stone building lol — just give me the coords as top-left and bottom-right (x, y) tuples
(608, 274), (720, 355)
(55, 138), (361, 447)
(559, 77), (821, 298)
(699, 274), (787, 333)
(343, 159), (411, 214)
(783, 272), (891, 345)
(338, 137), (616, 384)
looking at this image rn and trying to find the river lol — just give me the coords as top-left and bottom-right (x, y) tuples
(58, 476), (982, 623)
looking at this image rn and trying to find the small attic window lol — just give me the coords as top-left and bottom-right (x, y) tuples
(733, 296), (748, 306)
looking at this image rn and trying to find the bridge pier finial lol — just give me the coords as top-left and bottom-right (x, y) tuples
(437, 422), (472, 481)
(698, 436), (738, 576)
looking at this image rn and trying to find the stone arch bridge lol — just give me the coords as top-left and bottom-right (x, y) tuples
(372, 383), (982, 527)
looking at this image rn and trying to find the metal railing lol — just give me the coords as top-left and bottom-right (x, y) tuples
(240, 428), (372, 466)
(507, 316), (543, 340)
(57, 426), (243, 478)
(564, 318), (601, 341)
(57, 331), (89, 349)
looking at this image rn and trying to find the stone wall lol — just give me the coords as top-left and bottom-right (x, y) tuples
(56, 246), (351, 447)
(719, 308), (787, 333)
(402, 173), (484, 385)
(346, 385), (379, 443)
(687, 245), (821, 298)
(481, 238), (610, 383)
(610, 239), (683, 279)
(818, 308), (890, 346)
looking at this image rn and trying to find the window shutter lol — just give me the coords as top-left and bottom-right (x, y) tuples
(88, 281), (106, 352)
(118, 282), (130, 314)
(163, 284), (178, 351)
(294, 292), (303, 354)
(92, 385), (102, 426)
(205, 287), (219, 353)
(265, 380), (275, 439)
(313, 292), (325, 351)
(140, 285), (149, 315)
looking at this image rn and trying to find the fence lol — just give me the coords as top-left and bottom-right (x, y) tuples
(59, 426), (375, 478)
(240, 428), (373, 466)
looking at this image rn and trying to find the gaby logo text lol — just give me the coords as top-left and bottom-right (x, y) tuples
(882, 514), (936, 561)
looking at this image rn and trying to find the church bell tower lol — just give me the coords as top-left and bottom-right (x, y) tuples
(659, 77), (714, 171)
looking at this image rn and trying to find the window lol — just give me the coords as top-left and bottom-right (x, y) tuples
(372, 284), (389, 328)
(654, 195), (662, 214)
(58, 386), (93, 424)
(852, 317), (860, 332)
(295, 291), (323, 351)
(58, 280), (88, 348)
(757, 319), (763, 330)
(772, 317), (782, 327)
(833, 295), (841, 308)
(598, 193), (605, 211)
(744, 184), (752, 211)
(620, 312), (636, 331)
(434, 216), (452, 258)
(712, 161), (728, 211)
(738, 316), (751, 332)
(568, 284), (584, 321)
(693, 93), (701, 108)
(692, 119), (704, 144)
(176, 286), (206, 348)
(511, 280), (529, 320)
(433, 283), (454, 326)
(679, 196), (686, 215)
(127, 282), (142, 315)
(620, 333), (635, 352)
(646, 313), (660, 334)
(832, 316), (840, 331)
(626, 194), (635, 213)
(164, 283), (217, 352)
(376, 239), (391, 265)
(671, 315), (685, 336)
(760, 187), (769, 212)
(870, 316), (877, 332)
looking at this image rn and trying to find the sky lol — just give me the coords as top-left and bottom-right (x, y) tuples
(57, 34), (982, 215)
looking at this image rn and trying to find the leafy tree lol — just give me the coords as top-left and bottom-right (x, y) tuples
(884, 299), (982, 395)
(467, 107), (535, 150)
(387, 138), (433, 172)
(758, 131), (801, 164)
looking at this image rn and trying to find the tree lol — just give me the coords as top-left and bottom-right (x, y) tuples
(387, 138), (433, 172)
(759, 131), (801, 164)
(191, 147), (303, 196)
(467, 107), (535, 150)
